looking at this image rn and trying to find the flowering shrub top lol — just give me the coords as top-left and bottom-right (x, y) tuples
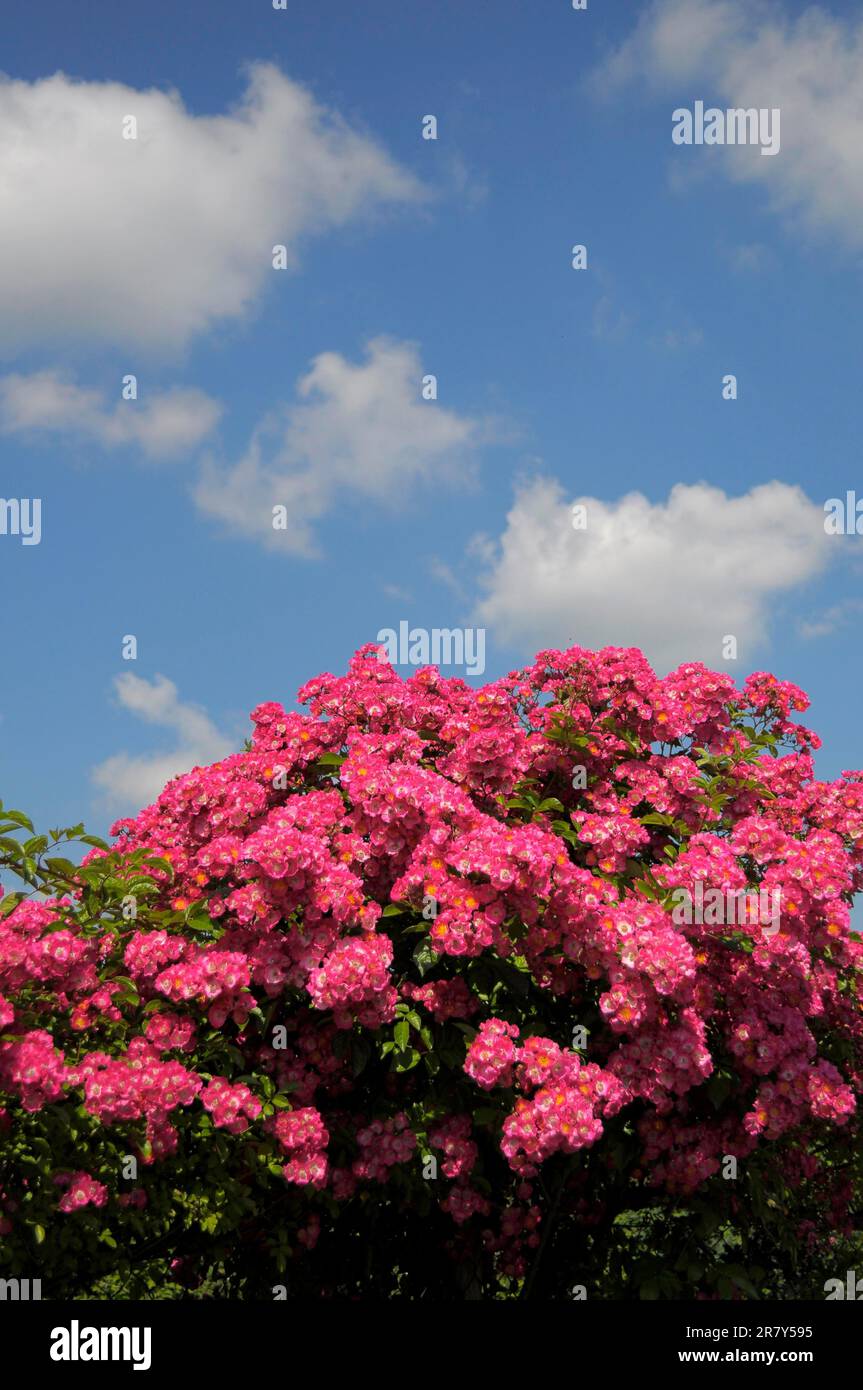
(1, 644), (862, 1298)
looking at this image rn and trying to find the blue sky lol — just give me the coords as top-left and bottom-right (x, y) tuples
(2, 0), (863, 840)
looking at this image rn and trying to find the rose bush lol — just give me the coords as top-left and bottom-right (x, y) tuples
(1, 643), (862, 1299)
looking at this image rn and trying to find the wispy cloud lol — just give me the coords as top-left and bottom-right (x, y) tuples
(798, 599), (863, 641)
(0, 371), (221, 459)
(649, 325), (704, 352)
(722, 241), (773, 274)
(592, 293), (634, 343)
(92, 674), (233, 813)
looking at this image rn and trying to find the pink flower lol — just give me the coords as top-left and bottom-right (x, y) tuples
(464, 1019), (520, 1091)
(55, 1171), (108, 1212)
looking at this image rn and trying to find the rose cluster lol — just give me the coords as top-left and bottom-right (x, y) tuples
(1, 643), (862, 1294)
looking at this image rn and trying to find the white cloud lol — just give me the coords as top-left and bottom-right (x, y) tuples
(473, 476), (835, 672)
(0, 371), (221, 459)
(0, 63), (422, 353)
(382, 582), (413, 602)
(592, 294), (634, 343)
(596, 0), (744, 89)
(195, 337), (483, 555)
(723, 241), (773, 273)
(428, 557), (466, 598)
(650, 325), (704, 351)
(92, 674), (233, 812)
(798, 599), (863, 641)
(594, 0), (863, 249)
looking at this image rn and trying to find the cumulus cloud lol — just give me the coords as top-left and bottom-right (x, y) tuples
(92, 674), (233, 813)
(0, 63), (423, 353)
(0, 371), (221, 459)
(473, 476), (835, 672)
(195, 337), (484, 556)
(594, 0), (863, 249)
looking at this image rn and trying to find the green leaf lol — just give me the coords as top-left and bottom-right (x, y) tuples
(185, 916), (222, 935)
(351, 1035), (372, 1077)
(706, 1074), (732, 1110)
(44, 856), (80, 877)
(452, 1022), (478, 1042)
(412, 941), (437, 978)
(143, 856), (174, 880)
(22, 835), (49, 856)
